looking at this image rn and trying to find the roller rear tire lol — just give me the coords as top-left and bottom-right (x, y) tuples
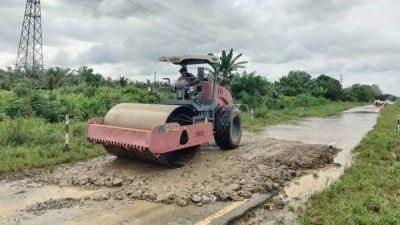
(214, 106), (242, 150)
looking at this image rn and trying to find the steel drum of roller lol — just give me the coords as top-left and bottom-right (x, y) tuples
(102, 103), (199, 167)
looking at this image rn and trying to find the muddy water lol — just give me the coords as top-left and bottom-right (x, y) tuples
(232, 105), (379, 225)
(263, 105), (378, 202)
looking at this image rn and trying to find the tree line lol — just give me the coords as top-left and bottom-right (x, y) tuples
(214, 49), (396, 109)
(0, 49), (397, 121)
(228, 70), (396, 110)
(0, 66), (147, 90)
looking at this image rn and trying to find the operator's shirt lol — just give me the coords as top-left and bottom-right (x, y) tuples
(177, 73), (199, 85)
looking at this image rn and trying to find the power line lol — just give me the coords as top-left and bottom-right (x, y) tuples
(125, 0), (256, 61)
(70, 0), (174, 44)
(147, 0), (218, 38)
(124, 0), (227, 49)
(166, 0), (252, 53)
(72, 0), (254, 65)
(144, 0), (256, 61)
(70, 0), (209, 53)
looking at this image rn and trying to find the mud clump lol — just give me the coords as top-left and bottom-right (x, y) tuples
(274, 144), (339, 170)
(27, 197), (86, 215)
(9, 135), (340, 207)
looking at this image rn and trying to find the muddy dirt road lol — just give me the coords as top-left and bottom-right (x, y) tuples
(0, 138), (337, 224)
(0, 105), (377, 225)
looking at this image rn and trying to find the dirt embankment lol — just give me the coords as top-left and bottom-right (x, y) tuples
(3, 134), (339, 208)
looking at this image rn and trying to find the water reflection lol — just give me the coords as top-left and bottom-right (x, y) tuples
(262, 105), (378, 200)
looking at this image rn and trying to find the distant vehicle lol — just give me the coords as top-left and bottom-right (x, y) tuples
(384, 100), (394, 105)
(374, 100), (394, 107)
(374, 100), (384, 106)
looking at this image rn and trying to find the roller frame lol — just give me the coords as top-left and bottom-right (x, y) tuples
(85, 117), (213, 154)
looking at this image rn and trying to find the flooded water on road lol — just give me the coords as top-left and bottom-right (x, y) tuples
(262, 105), (379, 200)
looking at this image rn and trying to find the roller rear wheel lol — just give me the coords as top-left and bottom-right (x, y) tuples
(214, 106), (242, 149)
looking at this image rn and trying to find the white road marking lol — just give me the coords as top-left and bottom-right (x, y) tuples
(195, 200), (247, 225)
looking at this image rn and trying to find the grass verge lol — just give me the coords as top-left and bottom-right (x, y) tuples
(242, 101), (362, 130)
(0, 118), (104, 174)
(299, 103), (400, 224)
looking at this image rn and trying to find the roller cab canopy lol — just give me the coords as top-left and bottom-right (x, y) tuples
(159, 55), (220, 65)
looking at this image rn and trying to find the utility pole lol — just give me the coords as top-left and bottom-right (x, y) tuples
(340, 73), (343, 87)
(15, 0), (43, 78)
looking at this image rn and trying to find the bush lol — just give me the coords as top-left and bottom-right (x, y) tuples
(4, 99), (34, 118)
(0, 118), (61, 146)
(0, 118), (104, 173)
(277, 94), (329, 109)
(72, 122), (86, 137)
(2, 86), (165, 122)
(238, 94), (330, 112)
(12, 81), (33, 98)
(33, 99), (67, 122)
(0, 91), (14, 108)
(254, 107), (269, 118)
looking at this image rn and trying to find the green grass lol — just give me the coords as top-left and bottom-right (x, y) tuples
(299, 103), (400, 225)
(242, 101), (362, 130)
(0, 118), (105, 174)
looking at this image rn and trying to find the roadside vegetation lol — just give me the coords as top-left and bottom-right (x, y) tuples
(242, 99), (360, 130)
(0, 118), (103, 173)
(299, 102), (400, 225)
(0, 49), (396, 173)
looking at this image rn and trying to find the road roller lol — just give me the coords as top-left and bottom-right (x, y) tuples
(85, 55), (242, 167)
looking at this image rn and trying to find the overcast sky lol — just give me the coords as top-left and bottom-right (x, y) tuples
(1, 0), (399, 95)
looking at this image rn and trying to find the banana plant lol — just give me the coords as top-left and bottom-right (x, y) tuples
(215, 49), (248, 86)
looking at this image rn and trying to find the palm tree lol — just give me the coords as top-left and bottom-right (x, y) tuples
(118, 76), (129, 87)
(216, 49), (248, 86)
(44, 67), (69, 90)
(0, 67), (16, 90)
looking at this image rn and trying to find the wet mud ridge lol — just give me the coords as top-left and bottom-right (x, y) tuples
(4, 134), (339, 207)
(27, 197), (87, 215)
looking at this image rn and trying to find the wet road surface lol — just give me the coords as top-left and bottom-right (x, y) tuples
(233, 105), (379, 225)
(263, 105), (378, 200)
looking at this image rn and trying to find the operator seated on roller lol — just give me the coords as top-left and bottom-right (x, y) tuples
(175, 67), (201, 100)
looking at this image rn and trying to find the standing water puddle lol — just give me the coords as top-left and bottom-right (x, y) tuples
(262, 105), (379, 200)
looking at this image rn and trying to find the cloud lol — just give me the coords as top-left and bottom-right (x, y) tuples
(0, 0), (399, 95)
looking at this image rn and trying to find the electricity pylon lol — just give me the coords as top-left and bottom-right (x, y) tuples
(15, 0), (43, 78)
